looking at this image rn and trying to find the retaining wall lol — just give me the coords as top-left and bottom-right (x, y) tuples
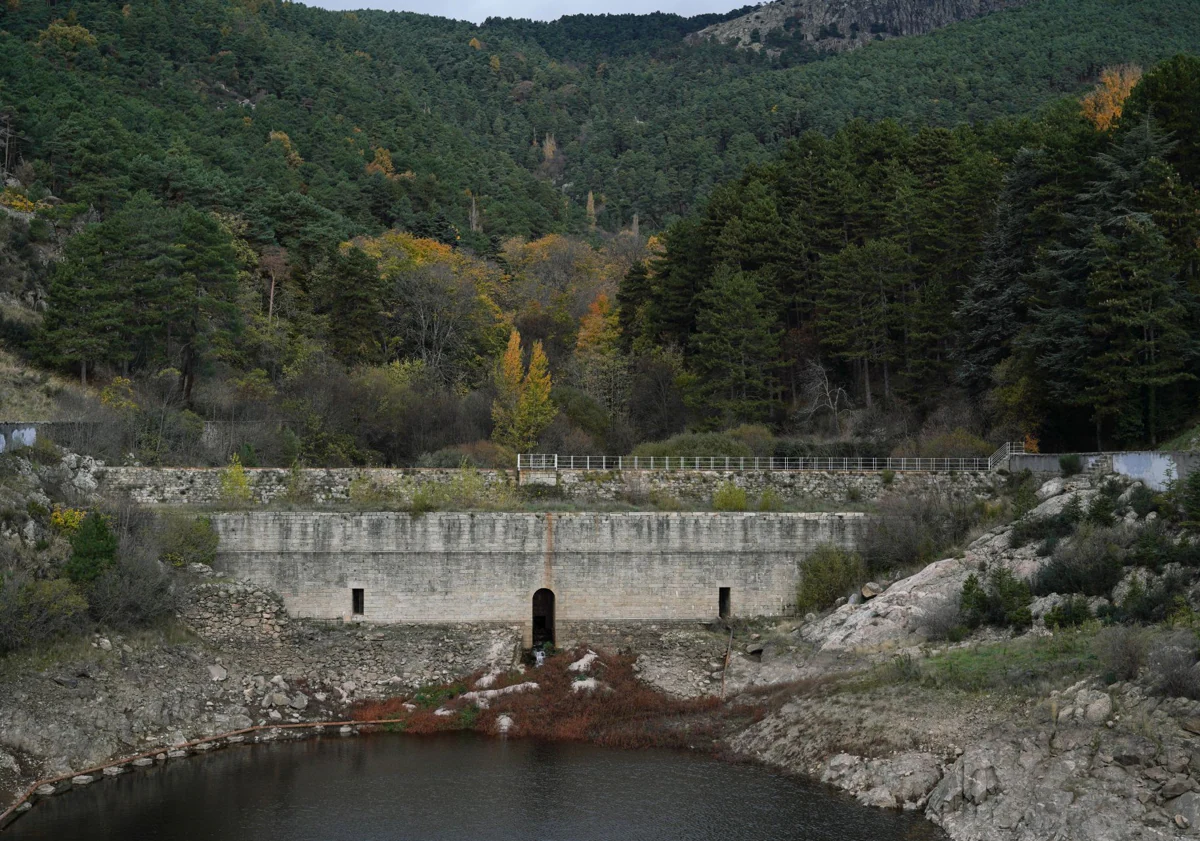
(100, 465), (996, 506)
(211, 511), (866, 642)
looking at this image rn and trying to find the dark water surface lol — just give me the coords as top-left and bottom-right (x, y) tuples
(8, 734), (942, 840)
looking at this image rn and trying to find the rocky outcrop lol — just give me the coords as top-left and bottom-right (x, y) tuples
(729, 471), (1200, 840)
(691, 0), (1031, 53)
(0, 582), (522, 805)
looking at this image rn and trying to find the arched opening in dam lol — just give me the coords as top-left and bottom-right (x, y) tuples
(532, 588), (555, 647)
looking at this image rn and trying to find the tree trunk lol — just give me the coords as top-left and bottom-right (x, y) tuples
(1148, 386), (1157, 447)
(268, 276), (276, 326)
(80, 359), (87, 387)
(862, 360), (872, 410)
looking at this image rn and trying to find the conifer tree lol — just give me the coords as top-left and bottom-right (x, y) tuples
(689, 266), (779, 424)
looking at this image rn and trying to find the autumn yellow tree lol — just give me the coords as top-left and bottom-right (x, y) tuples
(491, 330), (524, 447)
(267, 131), (303, 168)
(491, 331), (557, 453)
(574, 293), (628, 418)
(1081, 65), (1143, 131)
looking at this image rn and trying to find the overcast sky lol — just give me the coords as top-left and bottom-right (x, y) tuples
(307, 0), (736, 25)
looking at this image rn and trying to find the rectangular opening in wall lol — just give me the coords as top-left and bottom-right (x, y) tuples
(352, 588), (364, 616)
(719, 587), (731, 620)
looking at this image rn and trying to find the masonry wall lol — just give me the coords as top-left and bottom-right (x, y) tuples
(101, 465), (995, 506)
(211, 512), (866, 635)
(1007, 451), (1199, 490)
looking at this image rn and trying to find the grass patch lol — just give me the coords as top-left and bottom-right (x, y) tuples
(899, 627), (1100, 694)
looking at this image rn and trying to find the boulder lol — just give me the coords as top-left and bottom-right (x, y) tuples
(567, 651), (600, 672)
(1036, 477), (1066, 501)
(207, 665), (228, 682)
(861, 582), (884, 599)
(1169, 792), (1200, 829)
(1029, 490), (1096, 520)
(1083, 693), (1113, 725)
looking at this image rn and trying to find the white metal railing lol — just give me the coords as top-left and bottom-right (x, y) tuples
(518, 454), (996, 473)
(987, 441), (1027, 471)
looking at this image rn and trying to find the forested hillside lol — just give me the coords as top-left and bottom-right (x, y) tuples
(1, 0), (1198, 236)
(632, 58), (1200, 452)
(0, 0), (1198, 467)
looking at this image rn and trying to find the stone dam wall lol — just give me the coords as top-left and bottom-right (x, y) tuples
(101, 465), (996, 506)
(211, 512), (866, 642)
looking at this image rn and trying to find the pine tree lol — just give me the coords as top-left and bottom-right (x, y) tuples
(616, 261), (651, 353)
(817, 238), (907, 407)
(1077, 118), (1198, 444)
(955, 149), (1040, 394)
(65, 512), (118, 585)
(689, 266), (779, 425)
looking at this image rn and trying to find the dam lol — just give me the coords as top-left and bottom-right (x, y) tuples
(210, 511), (866, 645)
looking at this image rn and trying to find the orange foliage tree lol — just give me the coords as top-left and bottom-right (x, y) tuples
(1081, 65), (1143, 131)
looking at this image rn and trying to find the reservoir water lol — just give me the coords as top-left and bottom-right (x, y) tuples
(7, 734), (943, 840)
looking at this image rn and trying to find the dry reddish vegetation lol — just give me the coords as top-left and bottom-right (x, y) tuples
(351, 648), (759, 750)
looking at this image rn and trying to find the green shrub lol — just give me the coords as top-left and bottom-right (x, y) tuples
(757, 487), (783, 512)
(408, 484), (442, 515)
(1101, 572), (1191, 625)
(1045, 595), (1092, 629)
(1128, 522), (1200, 571)
(0, 576), (89, 654)
(1094, 626), (1150, 682)
(712, 482), (748, 511)
(1182, 471), (1200, 524)
(631, 432), (753, 460)
(1032, 524), (1129, 597)
(65, 512), (118, 585)
(1128, 485), (1159, 518)
(282, 461), (312, 503)
(961, 567), (1032, 630)
(88, 557), (178, 628)
(1086, 492), (1117, 526)
(1059, 454), (1082, 476)
(881, 469), (895, 486)
(160, 514), (218, 568)
(1011, 481), (1038, 519)
(846, 486), (863, 503)
(237, 442), (259, 468)
(862, 491), (982, 573)
(727, 424), (775, 457)
(1010, 495), (1083, 548)
(797, 543), (865, 613)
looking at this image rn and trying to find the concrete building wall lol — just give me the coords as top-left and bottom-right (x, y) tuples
(211, 511), (866, 640)
(1008, 451), (1198, 490)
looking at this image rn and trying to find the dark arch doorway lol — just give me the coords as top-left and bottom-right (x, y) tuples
(532, 588), (555, 647)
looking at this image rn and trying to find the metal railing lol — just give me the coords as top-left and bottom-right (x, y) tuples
(518, 453), (1002, 473)
(987, 441), (1027, 471)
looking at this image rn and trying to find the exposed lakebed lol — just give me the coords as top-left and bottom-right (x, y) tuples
(7, 733), (942, 840)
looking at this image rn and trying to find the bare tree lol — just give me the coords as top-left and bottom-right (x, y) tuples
(796, 359), (852, 435)
(259, 246), (291, 327)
